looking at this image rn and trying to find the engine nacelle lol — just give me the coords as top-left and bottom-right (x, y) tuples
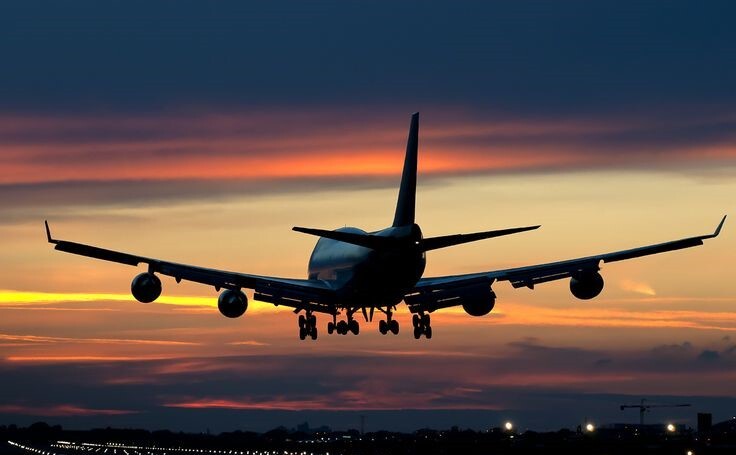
(218, 289), (248, 318)
(131, 272), (162, 303)
(461, 285), (497, 317)
(569, 271), (604, 300)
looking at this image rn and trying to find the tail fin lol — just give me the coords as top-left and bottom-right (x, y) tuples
(392, 112), (419, 227)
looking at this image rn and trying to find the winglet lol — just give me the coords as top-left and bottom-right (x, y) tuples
(44, 220), (58, 244)
(712, 215), (727, 238)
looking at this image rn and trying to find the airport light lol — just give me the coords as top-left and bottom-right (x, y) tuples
(585, 423), (595, 432)
(667, 423), (676, 432)
(687, 451), (694, 455)
(504, 421), (513, 431)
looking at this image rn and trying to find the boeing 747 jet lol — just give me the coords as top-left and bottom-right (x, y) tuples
(46, 113), (725, 340)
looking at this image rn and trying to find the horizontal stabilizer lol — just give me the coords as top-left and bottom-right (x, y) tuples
(420, 225), (540, 252)
(292, 226), (395, 250)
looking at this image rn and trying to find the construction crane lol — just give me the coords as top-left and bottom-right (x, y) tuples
(620, 399), (691, 425)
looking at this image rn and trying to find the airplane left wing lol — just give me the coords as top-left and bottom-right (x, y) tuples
(407, 216), (726, 312)
(45, 221), (337, 314)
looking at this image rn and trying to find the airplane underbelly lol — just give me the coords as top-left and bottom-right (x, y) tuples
(307, 233), (425, 306)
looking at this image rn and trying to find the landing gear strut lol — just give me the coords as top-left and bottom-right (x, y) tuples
(298, 311), (318, 340)
(327, 311), (359, 335)
(412, 312), (432, 339)
(378, 310), (399, 335)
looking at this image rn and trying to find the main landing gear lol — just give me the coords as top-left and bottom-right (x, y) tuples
(378, 310), (399, 335)
(412, 313), (432, 339)
(327, 313), (359, 336)
(298, 312), (318, 340)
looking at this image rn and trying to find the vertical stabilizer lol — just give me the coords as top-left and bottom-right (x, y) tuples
(392, 112), (419, 227)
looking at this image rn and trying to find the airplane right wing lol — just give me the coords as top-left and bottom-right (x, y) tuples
(406, 216), (726, 313)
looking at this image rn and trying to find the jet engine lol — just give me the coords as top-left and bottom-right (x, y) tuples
(569, 271), (604, 300)
(461, 285), (497, 317)
(131, 272), (162, 303)
(218, 289), (248, 318)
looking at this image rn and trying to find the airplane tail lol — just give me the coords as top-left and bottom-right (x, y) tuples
(293, 112), (541, 251)
(392, 112), (419, 227)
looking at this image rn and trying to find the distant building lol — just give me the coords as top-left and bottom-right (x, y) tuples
(697, 413), (712, 435)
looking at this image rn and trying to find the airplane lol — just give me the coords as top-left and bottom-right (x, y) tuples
(45, 112), (726, 340)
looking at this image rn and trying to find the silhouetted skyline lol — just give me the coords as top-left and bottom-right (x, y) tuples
(1, 0), (735, 433)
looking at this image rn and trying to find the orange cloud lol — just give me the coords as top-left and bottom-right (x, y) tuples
(4, 355), (182, 363)
(165, 398), (330, 411)
(619, 279), (657, 296)
(0, 289), (274, 313)
(0, 333), (198, 346)
(2, 111), (735, 186)
(0, 404), (136, 416)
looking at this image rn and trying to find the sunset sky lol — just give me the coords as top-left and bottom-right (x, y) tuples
(1, 1), (735, 432)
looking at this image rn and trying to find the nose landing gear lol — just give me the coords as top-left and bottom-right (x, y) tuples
(378, 310), (400, 335)
(412, 313), (432, 339)
(327, 312), (359, 335)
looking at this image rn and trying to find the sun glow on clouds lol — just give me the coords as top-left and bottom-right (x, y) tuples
(620, 279), (657, 296)
(0, 289), (273, 312)
(2, 110), (736, 185)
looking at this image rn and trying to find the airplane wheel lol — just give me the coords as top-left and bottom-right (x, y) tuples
(349, 319), (359, 335)
(337, 320), (348, 335)
(379, 320), (388, 335)
(311, 327), (318, 340)
(298, 315), (306, 328)
(299, 327), (307, 340)
(412, 314), (420, 327)
(327, 322), (335, 334)
(425, 326), (433, 339)
(309, 314), (317, 326)
(389, 319), (399, 335)
(421, 314), (430, 325)
(413, 327), (422, 339)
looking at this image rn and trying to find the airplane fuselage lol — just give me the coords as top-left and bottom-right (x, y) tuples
(307, 224), (426, 308)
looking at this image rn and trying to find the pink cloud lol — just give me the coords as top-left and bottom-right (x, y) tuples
(0, 404), (136, 416)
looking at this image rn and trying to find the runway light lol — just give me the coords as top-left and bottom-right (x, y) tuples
(687, 451), (694, 455)
(504, 421), (513, 431)
(585, 423), (595, 432)
(667, 423), (676, 432)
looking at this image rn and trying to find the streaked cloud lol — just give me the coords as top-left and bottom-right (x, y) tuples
(0, 289), (273, 313)
(4, 355), (183, 363)
(0, 404), (137, 417)
(619, 279), (657, 296)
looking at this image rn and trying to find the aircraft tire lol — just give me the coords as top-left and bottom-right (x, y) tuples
(379, 320), (387, 334)
(389, 319), (399, 335)
(337, 320), (348, 335)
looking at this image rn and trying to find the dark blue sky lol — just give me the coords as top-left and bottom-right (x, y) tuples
(2, 1), (735, 116)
